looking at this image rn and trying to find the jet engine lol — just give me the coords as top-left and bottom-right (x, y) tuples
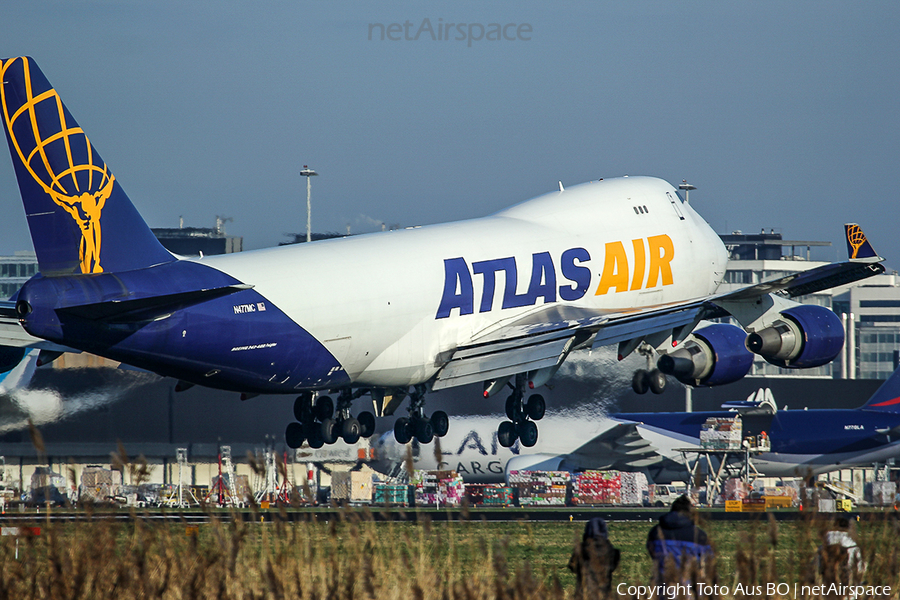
(745, 305), (844, 368)
(657, 323), (754, 387)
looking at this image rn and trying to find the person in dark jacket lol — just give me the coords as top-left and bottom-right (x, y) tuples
(569, 516), (621, 599)
(646, 495), (714, 587)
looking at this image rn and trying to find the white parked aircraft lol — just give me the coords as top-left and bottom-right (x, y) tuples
(374, 365), (900, 484)
(0, 347), (38, 396)
(0, 57), (885, 450)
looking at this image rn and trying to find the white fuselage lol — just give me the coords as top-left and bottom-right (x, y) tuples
(373, 413), (617, 483)
(201, 177), (727, 388)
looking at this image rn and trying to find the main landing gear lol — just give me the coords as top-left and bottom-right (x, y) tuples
(393, 384), (449, 445)
(497, 375), (545, 448)
(631, 368), (667, 395)
(631, 343), (667, 395)
(284, 390), (376, 449)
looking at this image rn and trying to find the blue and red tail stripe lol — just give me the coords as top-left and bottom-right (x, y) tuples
(862, 365), (900, 412)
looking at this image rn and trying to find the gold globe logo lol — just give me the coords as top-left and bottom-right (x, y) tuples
(1, 57), (113, 274)
(846, 224), (867, 259)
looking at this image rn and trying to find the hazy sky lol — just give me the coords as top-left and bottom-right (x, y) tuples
(1, 1), (898, 270)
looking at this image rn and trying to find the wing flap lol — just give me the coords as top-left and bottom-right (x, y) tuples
(432, 335), (573, 390)
(432, 301), (709, 390)
(590, 305), (704, 348)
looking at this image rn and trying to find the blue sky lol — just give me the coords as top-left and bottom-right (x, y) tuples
(1, 1), (898, 269)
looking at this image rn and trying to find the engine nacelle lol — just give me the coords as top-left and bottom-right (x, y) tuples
(657, 323), (754, 387)
(745, 305), (843, 368)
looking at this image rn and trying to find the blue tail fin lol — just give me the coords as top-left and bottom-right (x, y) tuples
(1, 57), (174, 276)
(861, 365), (900, 412)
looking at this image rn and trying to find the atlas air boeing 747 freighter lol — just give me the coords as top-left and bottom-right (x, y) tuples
(0, 57), (886, 450)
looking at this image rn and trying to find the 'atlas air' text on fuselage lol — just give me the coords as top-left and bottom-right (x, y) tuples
(436, 235), (675, 318)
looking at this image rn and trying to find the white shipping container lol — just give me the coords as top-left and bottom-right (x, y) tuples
(331, 471), (373, 502)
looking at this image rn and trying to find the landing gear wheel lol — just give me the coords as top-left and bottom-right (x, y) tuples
(648, 369), (667, 395)
(307, 427), (325, 449)
(314, 395), (334, 421)
(414, 418), (434, 444)
(517, 420), (538, 447)
(285, 422), (305, 449)
(293, 392), (313, 422)
(357, 411), (376, 438)
(320, 417), (339, 445)
(341, 417), (361, 444)
(431, 411), (449, 437)
(498, 421), (518, 448)
(632, 369), (649, 395)
(525, 394), (545, 421)
(394, 417), (413, 444)
(505, 394), (524, 422)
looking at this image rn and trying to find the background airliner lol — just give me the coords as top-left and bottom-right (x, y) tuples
(374, 364), (900, 484)
(0, 57), (885, 451)
(0, 347), (37, 397)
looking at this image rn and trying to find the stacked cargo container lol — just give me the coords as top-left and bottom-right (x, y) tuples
(870, 481), (897, 505)
(331, 471), (373, 504)
(619, 471), (649, 505)
(463, 484), (514, 507)
(483, 486), (514, 507)
(700, 416), (742, 450)
(572, 471), (617, 505)
(78, 466), (122, 503)
(412, 470), (464, 507)
(373, 484), (409, 506)
(571, 470), (648, 506)
(509, 470), (569, 506)
(724, 478), (749, 501)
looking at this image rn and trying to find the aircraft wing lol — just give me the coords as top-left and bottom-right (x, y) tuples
(564, 421), (668, 470)
(432, 299), (712, 390)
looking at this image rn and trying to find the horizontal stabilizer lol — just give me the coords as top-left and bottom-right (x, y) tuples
(715, 260), (885, 303)
(0, 301), (72, 350)
(57, 285), (252, 323)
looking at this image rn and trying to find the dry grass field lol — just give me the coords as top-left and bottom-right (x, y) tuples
(1, 508), (899, 599)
